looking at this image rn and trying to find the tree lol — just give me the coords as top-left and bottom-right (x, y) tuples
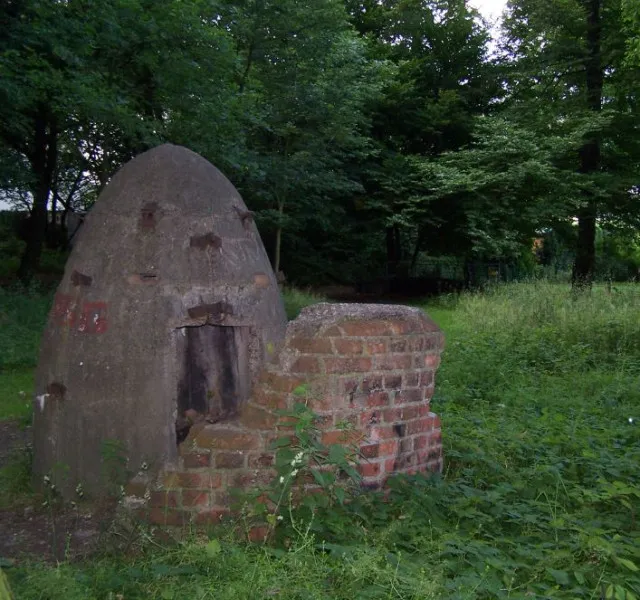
(220, 0), (386, 275)
(343, 0), (498, 277)
(500, 0), (640, 288)
(0, 0), (238, 279)
(622, 0), (640, 66)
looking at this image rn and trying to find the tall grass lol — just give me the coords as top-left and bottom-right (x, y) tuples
(0, 284), (53, 369)
(281, 286), (326, 320)
(3, 282), (640, 599)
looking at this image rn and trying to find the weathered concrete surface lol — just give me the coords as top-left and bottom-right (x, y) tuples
(33, 144), (287, 498)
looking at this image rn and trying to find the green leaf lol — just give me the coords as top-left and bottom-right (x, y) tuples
(547, 568), (571, 586)
(311, 469), (326, 487)
(205, 539), (221, 557)
(616, 557), (639, 572)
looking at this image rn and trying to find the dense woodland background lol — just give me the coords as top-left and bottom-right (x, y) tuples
(1, 0), (639, 288)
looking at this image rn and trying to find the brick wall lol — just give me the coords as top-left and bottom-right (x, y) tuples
(129, 303), (444, 526)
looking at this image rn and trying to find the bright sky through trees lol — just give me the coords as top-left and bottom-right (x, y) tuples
(469, 0), (508, 21)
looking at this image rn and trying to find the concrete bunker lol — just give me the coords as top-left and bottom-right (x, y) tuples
(33, 144), (287, 498)
(33, 145), (445, 520)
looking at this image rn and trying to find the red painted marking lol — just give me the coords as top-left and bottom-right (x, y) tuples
(52, 294), (108, 334)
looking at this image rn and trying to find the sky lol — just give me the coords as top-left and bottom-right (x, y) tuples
(469, 0), (508, 21)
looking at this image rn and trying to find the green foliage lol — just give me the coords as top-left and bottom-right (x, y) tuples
(0, 446), (32, 510)
(0, 369), (33, 422)
(4, 281), (639, 598)
(280, 286), (326, 320)
(0, 284), (52, 369)
(621, 0), (640, 66)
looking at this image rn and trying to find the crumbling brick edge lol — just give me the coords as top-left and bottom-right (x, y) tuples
(125, 303), (444, 528)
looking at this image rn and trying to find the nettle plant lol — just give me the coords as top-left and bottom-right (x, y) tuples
(241, 385), (364, 537)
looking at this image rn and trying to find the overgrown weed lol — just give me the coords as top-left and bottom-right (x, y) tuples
(281, 285), (326, 320)
(3, 282), (640, 599)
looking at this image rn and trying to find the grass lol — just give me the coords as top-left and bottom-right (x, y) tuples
(1, 282), (639, 599)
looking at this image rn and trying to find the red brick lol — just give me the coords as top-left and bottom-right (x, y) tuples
(360, 444), (380, 459)
(194, 509), (229, 525)
(383, 406), (420, 422)
(248, 453), (275, 468)
(366, 391), (390, 407)
(321, 429), (364, 446)
(424, 354), (441, 369)
(324, 326), (343, 336)
(341, 320), (393, 336)
(414, 435), (429, 450)
(195, 428), (261, 451)
(384, 375), (402, 390)
(406, 417), (435, 435)
(394, 389), (423, 404)
(173, 472), (222, 489)
(315, 413), (333, 428)
(258, 372), (304, 393)
(428, 448), (442, 461)
(427, 460), (443, 473)
(420, 371), (434, 387)
(365, 340), (387, 354)
(416, 449), (430, 464)
(146, 508), (188, 526)
(361, 376), (384, 392)
(384, 458), (397, 473)
(382, 407), (400, 422)
(230, 469), (276, 488)
(183, 453), (211, 469)
(333, 339), (364, 355)
(379, 440), (399, 456)
(252, 389), (288, 410)
(424, 386), (435, 400)
(404, 372), (419, 387)
(289, 337), (333, 354)
(182, 490), (210, 507)
(215, 452), (245, 469)
(419, 317), (441, 333)
(333, 411), (359, 428)
(325, 357), (373, 374)
(307, 394), (335, 412)
(389, 339), (408, 353)
(370, 425), (399, 441)
(239, 405), (277, 430)
(339, 378), (360, 395)
(424, 333), (444, 350)
(360, 410), (381, 426)
(248, 526), (270, 543)
(149, 491), (179, 508)
(409, 337), (425, 352)
(399, 438), (412, 453)
(398, 321), (420, 334)
(419, 403), (431, 417)
(431, 431), (442, 446)
(433, 414), (441, 429)
(358, 461), (382, 477)
(290, 356), (321, 374)
(374, 354), (412, 370)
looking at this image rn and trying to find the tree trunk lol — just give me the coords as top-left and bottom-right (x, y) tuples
(572, 0), (603, 290)
(18, 109), (58, 282)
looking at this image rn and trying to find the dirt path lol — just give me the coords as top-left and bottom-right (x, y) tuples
(0, 420), (29, 471)
(0, 419), (107, 564)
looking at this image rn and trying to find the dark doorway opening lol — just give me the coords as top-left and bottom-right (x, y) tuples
(176, 325), (251, 444)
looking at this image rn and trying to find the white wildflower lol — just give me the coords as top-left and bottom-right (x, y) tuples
(291, 469), (298, 478)
(279, 476), (285, 484)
